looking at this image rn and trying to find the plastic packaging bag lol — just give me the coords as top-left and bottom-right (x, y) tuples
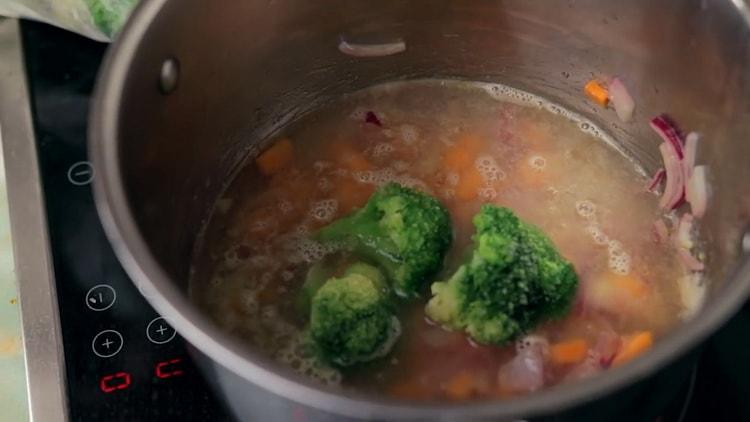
(0, 0), (137, 42)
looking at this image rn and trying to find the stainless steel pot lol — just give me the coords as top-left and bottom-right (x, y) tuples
(90, 1), (750, 420)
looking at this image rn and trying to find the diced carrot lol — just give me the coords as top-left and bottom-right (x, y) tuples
(454, 166), (485, 201)
(549, 339), (589, 364)
(584, 80), (610, 107)
(612, 274), (648, 298)
(256, 138), (294, 176)
(443, 371), (477, 400)
(612, 331), (653, 366)
(442, 134), (484, 171)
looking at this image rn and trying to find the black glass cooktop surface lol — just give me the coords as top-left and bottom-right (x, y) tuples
(20, 20), (228, 421)
(17, 18), (750, 422)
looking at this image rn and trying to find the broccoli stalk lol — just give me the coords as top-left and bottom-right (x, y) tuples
(308, 263), (400, 366)
(316, 183), (451, 298)
(425, 205), (578, 345)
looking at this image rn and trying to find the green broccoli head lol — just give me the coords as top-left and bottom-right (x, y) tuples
(425, 205), (578, 345)
(316, 183), (452, 298)
(309, 263), (400, 366)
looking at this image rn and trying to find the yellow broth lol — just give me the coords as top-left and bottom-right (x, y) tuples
(190, 80), (699, 401)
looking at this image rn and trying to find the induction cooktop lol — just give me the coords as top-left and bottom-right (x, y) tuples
(1, 19), (228, 422)
(2, 17), (749, 422)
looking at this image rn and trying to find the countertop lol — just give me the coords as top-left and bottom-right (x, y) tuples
(0, 131), (28, 421)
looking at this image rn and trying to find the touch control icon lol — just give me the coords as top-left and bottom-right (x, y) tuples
(85, 284), (116, 311)
(92, 330), (123, 358)
(146, 317), (176, 345)
(67, 161), (94, 186)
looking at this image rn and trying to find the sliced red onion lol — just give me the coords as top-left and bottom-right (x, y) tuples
(608, 78), (635, 122)
(646, 168), (666, 193)
(650, 115), (684, 159)
(678, 248), (705, 271)
(338, 40), (406, 57)
(497, 346), (545, 394)
(365, 111), (382, 127)
(658, 142), (685, 210)
(686, 165), (708, 218)
(564, 354), (601, 381)
(651, 219), (669, 244)
(682, 132), (700, 180)
(594, 331), (621, 367)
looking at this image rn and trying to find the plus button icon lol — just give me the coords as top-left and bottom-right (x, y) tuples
(101, 338), (114, 349)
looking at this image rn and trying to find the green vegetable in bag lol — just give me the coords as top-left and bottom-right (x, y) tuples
(84, 0), (136, 37)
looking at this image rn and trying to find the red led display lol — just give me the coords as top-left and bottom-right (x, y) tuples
(100, 372), (131, 393)
(155, 358), (184, 379)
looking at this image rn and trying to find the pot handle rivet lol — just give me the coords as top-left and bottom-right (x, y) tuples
(159, 58), (180, 95)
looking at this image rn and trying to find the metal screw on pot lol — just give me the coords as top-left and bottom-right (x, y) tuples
(159, 58), (179, 95)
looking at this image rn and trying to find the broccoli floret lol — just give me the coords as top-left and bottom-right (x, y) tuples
(425, 205), (578, 345)
(316, 183), (451, 298)
(309, 263), (400, 366)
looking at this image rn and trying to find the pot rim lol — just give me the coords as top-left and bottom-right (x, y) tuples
(90, 0), (750, 419)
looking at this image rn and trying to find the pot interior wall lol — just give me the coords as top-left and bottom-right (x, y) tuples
(116, 0), (750, 312)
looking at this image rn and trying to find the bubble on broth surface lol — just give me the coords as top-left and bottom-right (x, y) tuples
(478, 186), (498, 201)
(276, 333), (342, 386)
(400, 124), (419, 145)
(394, 174), (430, 192)
(309, 199), (339, 222)
(372, 142), (395, 157)
(585, 224), (610, 245)
(353, 168), (397, 186)
(575, 200), (597, 219)
(393, 161), (409, 172)
(475, 155), (505, 182)
(607, 240), (632, 275)
(287, 237), (334, 264)
(317, 177), (333, 192)
(528, 155), (547, 171)
(349, 106), (368, 121)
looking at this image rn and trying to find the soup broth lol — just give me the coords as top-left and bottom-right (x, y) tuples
(190, 80), (703, 400)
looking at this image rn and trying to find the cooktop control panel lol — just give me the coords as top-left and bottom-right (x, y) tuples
(21, 21), (227, 421)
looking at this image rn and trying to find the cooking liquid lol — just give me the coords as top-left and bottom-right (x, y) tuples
(190, 80), (700, 400)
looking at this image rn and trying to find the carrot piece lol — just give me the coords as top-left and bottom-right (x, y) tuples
(256, 138), (294, 176)
(612, 331), (653, 366)
(454, 166), (484, 201)
(443, 371), (476, 400)
(442, 134), (484, 171)
(611, 274), (648, 298)
(550, 339), (589, 364)
(584, 80), (610, 107)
